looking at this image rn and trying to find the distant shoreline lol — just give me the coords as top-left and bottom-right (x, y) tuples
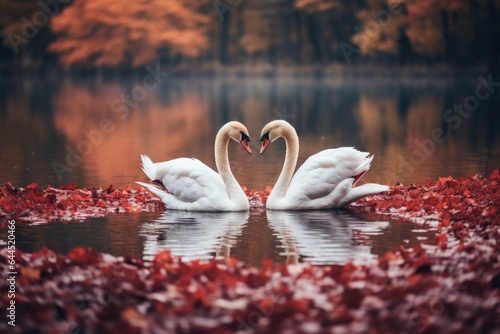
(1, 62), (496, 79)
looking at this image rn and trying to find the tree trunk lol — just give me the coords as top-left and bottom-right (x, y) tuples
(397, 27), (413, 65)
(306, 14), (322, 63)
(488, 0), (500, 73)
(219, 11), (230, 64)
(440, 11), (454, 65)
(293, 11), (303, 64)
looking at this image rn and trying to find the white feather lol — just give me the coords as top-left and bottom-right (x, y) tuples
(262, 121), (389, 210)
(137, 122), (250, 212)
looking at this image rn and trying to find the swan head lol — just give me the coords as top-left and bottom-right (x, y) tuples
(223, 121), (252, 154)
(259, 120), (295, 155)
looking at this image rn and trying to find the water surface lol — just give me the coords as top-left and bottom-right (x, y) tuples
(4, 210), (434, 267)
(0, 75), (498, 265)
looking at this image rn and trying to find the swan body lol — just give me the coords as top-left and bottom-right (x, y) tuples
(137, 121), (251, 212)
(260, 120), (389, 210)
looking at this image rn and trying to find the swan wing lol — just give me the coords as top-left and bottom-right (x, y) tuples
(140, 156), (234, 211)
(284, 148), (377, 207)
(157, 158), (226, 200)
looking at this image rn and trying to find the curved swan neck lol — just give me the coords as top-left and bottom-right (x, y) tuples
(270, 124), (299, 201)
(214, 127), (242, 200)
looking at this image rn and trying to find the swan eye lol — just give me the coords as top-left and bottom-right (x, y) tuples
(240, 131), (250, 142)
(260, 131), (270, 142)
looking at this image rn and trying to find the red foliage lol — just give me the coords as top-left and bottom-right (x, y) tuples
(0, 183), (164, 225)
(351, 170), (500, 241)
(2, 170), (498, 229)
(407, 0), (469, 17)
(243, 186), (271, 208)
(1, 172), (499, 332)
(49, 0), (210, 68)
(2, 218), (500, 333)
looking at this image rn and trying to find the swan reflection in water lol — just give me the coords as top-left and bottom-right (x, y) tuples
(140, 211), (249, 262)
(267, 210), (389, 265)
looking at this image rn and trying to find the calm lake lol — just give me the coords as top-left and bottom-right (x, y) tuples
(1, 74), (499, 266)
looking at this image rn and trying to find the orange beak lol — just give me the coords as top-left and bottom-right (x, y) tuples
(260, 138), (271, 155)
(240, 139), (252, 154)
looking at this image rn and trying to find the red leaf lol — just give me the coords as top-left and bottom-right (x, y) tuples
(436, 233), (448, 245)
(68, 247), (101, 265)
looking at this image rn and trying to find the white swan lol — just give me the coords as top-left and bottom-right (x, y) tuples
(136, 121), (251, 211)
(260, 120), (389, 210)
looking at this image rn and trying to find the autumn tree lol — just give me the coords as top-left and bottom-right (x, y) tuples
(406, 0), (470, 63)
(0, 0), (61, 68)
(350, 0), (500, 68)
(237, 0), (299, 64)
(294, 0), (340, 13)
(294, 0), (363, 62)
(0, 0), (498, 71)
(294, 0), (338, 62)
(49, 0), (210, 68)
(350, 0), (410, 63)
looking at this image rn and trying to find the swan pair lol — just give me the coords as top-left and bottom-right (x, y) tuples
(136, 121), (389, 212)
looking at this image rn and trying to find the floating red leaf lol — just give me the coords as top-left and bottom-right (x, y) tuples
(0, 183), (165, 225)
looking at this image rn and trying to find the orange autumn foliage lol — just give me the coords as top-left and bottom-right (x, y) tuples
(294, 0), (342, 13)
(407, 0), (469, 17)
(49, 0), (210, 68)
(351, 0), (484, 59)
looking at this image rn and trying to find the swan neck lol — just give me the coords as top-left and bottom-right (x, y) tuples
(271, 128), (299, 200)
(214, 129), (242, 200)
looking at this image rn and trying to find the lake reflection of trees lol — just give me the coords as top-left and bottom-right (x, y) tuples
(51, 78), (213, 187)
(0, 77), (498, 189)
(352, 82), (499, 184)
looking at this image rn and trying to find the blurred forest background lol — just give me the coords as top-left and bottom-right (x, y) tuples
(1, 0), (499, 73)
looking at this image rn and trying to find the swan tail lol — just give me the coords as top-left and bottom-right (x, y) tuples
(357, 153), (374, 173)
(350, 153), (374, 186)
(135, 181), (170, 201)
(140, 154), (156, 180)
(338, 183), (389, 207)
